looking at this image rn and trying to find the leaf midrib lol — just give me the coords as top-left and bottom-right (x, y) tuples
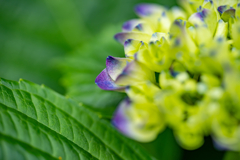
(1, 79), (151, 160)
(0, 84), (124, 160)
(0, 102), (97, 160)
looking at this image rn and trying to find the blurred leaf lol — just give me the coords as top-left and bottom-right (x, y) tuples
(0, 0), (70, 94)
(0, 78), (154, 160)
(74, 0), (178, 34)
(44, 0), (91, 47)
(223, 151), (240, 160)
(0, 0), (177, 95)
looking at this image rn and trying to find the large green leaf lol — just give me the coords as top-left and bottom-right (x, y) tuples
(0, 78), (153, 160)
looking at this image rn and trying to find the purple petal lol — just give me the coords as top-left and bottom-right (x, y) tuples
(190, 9), (210, 22)
(95, 68), (123, 90)
(122, 19), (142, 32)
(124, 39), (144, 48)
(124, 39), (144, 57)
(106, 56), (131, 81)
(217, 5), (227, 14)
(134, 23), (144, 31)
(135, 3), (165, 17)
(112, 98), (132, 135)
(114, 32), (151, 45)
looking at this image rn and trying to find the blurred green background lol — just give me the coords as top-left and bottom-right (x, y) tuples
(0, 0), (227, 159)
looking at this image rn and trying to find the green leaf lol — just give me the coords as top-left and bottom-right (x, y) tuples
(58, 25), (127, 117)
(0, 0), (69, 94)
(224, 151), (240, 160)
(0, 78), (153, 160)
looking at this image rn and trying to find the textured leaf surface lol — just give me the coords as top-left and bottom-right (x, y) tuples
(0, 78), (153, 160)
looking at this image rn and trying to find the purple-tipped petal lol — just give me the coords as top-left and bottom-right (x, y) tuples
(124, 39), (144, 57)
(95, 69), (123, 90)
(221, 8), (236, 22)
(112, 98), (164, 142)
(124, 39), (133, 47)
(135, 3), (165, 17)
(150, 32), (168, 42)
(132, 23), (154, 34)
(217, 5), (227, 14)
(189, 9), (210, 22)
(134, 23), (144, 31)
(122, 19), (143, 32)
(112, 98), (132, 135)
(106, 56), (131, 81)
(114, 32), (151, 45)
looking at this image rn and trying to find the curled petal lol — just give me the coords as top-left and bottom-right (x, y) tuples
(122, 19), (143, 32)
(95, 69), (123, 91)
(114, 32), (151, 45)
(132, 23), (154, 34)
(150, 32), (168, 42)
(106, 56), (131, 81)
(157, 13), (172, 33)
(221, 8), (236, 22)
(137, 47), (172, 72)
(134, 3), (166, 17)
(188, 8), (218, 35)
(188, 9), (210, 25)
(217, 5), (228, 14)
(124, 39), (145, 57)
(112, 99), (165, 142)
(170, 19), (197, 53)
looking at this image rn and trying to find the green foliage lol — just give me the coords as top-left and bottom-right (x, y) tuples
(0, 0), (68, 94)
(0, 78), (153, 160)
(224, 151), (240, 160)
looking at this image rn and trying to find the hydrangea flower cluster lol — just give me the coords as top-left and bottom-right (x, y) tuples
(95, 0), (240, 150)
